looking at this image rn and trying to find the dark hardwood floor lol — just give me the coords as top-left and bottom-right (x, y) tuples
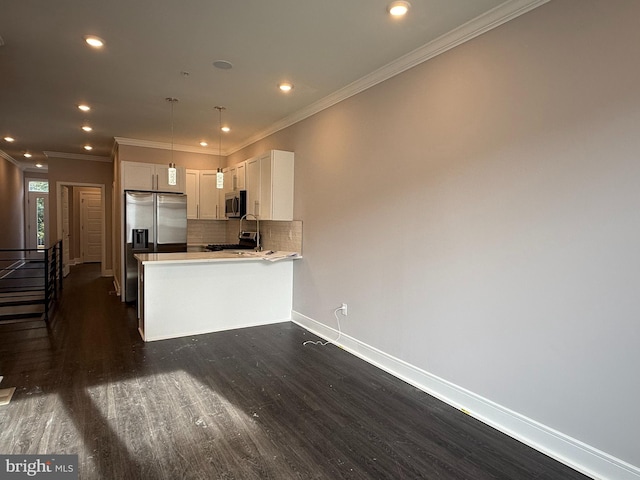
(0, 264), (591, 479)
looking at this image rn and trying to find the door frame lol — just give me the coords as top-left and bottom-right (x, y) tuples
(61, 186), (71, 276)
(56, 181), (107, 277)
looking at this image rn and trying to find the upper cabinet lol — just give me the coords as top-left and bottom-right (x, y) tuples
(245, 150), (294, 221)
(122, 161), (186, 193)
(223, 161), (246, 192)
(236, 162), (246, 191)
(185, 169), (200, 219)
(245, 156), (260, 217)
(199, 170), (224, 219)
(186, 169), (224, 220)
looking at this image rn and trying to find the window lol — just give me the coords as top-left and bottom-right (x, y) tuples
(36, 197), (45, 249)
(28, 180), (49, 192)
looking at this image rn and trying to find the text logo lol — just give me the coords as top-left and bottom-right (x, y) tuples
(0, 455), (78, 479)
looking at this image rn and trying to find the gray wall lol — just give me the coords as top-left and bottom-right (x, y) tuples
(228, 0), (640, 470)
(48, 156), (114, 272)
(0, 157), (24, 249)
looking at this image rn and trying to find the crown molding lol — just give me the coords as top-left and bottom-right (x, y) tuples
(114, 137), (223, 156)
(228, 0), (550, 154)
(1, 149), (48, 171)
(43, 151), (111, 162)
(24, 166), (48, 173)
(0, 149), (22, 168)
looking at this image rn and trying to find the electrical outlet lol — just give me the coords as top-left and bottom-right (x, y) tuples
(340, 303), (348, 316)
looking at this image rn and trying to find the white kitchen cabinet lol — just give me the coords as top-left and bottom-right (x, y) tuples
(185, 169), (199, 219)
(186, 169), (223, 219)
(199, 170), (223, 219)
(222, 168), (233, 195)
(223, 161), (246, 192)
(244, 150), (294, 220)
(236, 162), (246, 190)
(245, 156), (260, 217)
(122, 161), (186, 193)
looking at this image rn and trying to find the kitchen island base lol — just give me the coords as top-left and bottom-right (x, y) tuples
(137, 254), (295, 341)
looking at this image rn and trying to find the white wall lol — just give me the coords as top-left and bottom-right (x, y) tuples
(230, 1), (640, 476)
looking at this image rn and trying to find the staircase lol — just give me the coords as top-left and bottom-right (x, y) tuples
(0, 242), (63, 324)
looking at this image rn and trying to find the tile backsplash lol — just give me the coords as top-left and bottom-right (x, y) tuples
(256, 220), (303, 253)
(187, 219), (302, 253)
(187, 220), (227, 245)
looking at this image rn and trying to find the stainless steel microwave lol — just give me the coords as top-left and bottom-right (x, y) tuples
(225, 190), (246, 218)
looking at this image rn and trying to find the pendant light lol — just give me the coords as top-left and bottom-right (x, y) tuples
(166, 97), (178, 186)
(214, 106), (225, 189)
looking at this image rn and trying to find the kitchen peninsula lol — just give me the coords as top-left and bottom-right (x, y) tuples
(135, 250), (300, 341)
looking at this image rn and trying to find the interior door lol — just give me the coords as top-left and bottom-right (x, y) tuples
(80, 190), (103, 263)
(61, 186), (71, 276)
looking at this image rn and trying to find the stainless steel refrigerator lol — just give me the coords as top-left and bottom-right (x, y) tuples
(124, 191), (187, 303)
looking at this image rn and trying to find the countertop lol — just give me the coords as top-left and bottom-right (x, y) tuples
(135, 250), (301, 265)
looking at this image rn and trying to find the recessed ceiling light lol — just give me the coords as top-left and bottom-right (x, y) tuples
(388, 1), (411, 17)
(35, 163), (43, 168)
(278, 82), (293, 92)
(3, 136), (15, 142)
(84, 35), (105, 48)
(78, 104), (91, 112)
(213, 60), (233, 70)
(82, 125), (93, 132)
(200, 141), (208, 147)
(84, 145), (93, 151)
(221, 126), (230, 133)
(23, 153), (32, 158)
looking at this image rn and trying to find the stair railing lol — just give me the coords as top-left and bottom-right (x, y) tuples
(0, 240), (63, 324)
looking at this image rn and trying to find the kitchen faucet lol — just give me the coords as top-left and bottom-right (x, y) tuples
(239, 213), (261, 251)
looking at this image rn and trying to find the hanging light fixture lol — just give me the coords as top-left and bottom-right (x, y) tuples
(166, 97), (178, 186)
(214, 106), (225, 189)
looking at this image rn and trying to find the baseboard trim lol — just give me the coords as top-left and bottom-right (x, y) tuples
(291, 311), (640, 480)
(145, 318), (290, 343)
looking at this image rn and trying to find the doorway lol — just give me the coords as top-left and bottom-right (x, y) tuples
(56, 182), (107, 277)
(61, 186), (71, 276)
(25, 179), (49, 257)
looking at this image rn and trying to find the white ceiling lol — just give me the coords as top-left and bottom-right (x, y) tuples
(0, 0), (545, 170)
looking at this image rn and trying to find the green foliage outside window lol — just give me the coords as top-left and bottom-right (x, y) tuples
(36, 197), (45, 248)
(28, 181), (49, 192)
